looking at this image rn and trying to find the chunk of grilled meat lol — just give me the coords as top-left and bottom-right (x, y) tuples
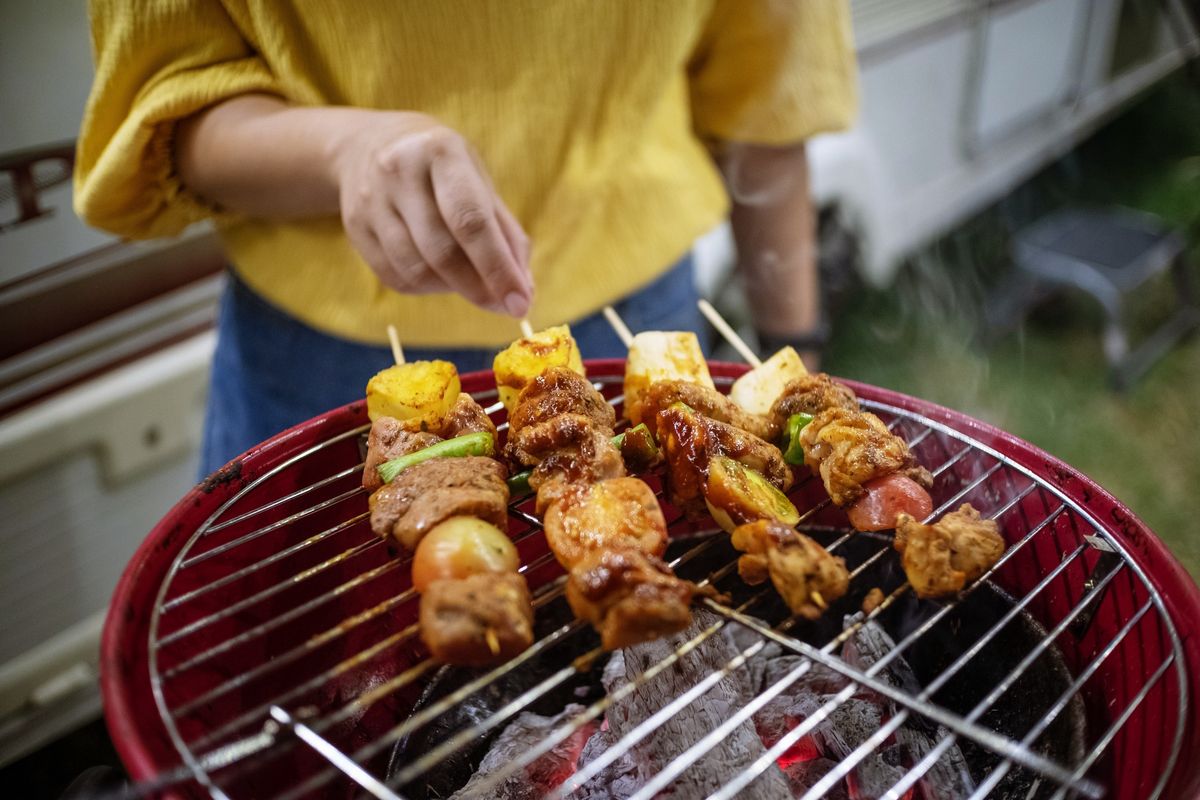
(362, 393), (495, 491)
(656, 403), (793, 516)
(768, 373), (859, 435)
(565, 549), (698, 650)
(362, 418), (442, 492)
(369, 457), (509, 550)
(798, 406), (932, 508)
(506, 367), (625, 512)
(643, 380), (776, 442)
(507, 366), (615, 435)
(894, 503), (1005, 598)
(511, 414), (627, 514)
(441, 391), (498, 440)
(419, 573), (534, 666)
(542, 478), (668, 569)
(731, 519), (849, 619)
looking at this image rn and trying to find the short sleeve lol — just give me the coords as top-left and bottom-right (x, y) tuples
(688, 0), (858, 145)
(74, 0), (282, 239)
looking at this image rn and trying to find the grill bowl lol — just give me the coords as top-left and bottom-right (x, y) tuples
(101, 360), (1200, 799)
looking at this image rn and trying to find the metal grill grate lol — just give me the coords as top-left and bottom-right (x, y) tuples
(139, 372), (1188, 800)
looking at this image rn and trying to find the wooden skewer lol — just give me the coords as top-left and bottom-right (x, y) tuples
(602, 305), (634, 349)
(697, 299), (762, 368)
(485, 627), (501, 656)
(387, 324), (405, 366)
(519, 319), (534, 339)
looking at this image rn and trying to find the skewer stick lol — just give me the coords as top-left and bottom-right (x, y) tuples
(602, 305), (634, 349)
(696, 299), (762, 368)
(519, 319), (534, 339)
(386, 324), (405, 366)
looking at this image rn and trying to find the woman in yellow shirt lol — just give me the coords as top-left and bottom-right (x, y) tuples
(75, 1), (856, 474)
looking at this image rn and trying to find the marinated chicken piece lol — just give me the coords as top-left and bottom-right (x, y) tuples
(894, 503), (1005, 598)
(440, 392), (498, 440)
(565, 549), (698, 650)
(768, 373), (859, 434)
(731, 519), (849, 620)
(542, 478), (668, 569)
(362, 417), (442, 492)
(642, 380), (776, 442)
(799, 406), (932, 508)
(510, 414), (626, 494)
(506, 367), (626, 511)
(507, 366), (615, 436)
(369, 457), (509, 549)
(419, 573), (534, 665)
(656, 403), (793, 516)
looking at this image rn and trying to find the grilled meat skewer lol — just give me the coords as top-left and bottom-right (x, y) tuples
(506, 366), (703, 649)
(768, 374), (933, 532)
(363, 362), (531, 666)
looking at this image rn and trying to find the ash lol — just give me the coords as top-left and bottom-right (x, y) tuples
(457, 610), (974, 799)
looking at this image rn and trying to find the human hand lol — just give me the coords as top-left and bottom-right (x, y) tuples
(330, 112), (533, 316)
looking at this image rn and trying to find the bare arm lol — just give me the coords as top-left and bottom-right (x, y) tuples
(714, 142), (821, 363)
(175, 94), (533, 317)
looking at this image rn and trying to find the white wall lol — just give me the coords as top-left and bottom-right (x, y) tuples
(0, 0), (95, 151)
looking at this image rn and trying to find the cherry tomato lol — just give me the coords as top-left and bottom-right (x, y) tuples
(846, 474), (933, 532)
(411, 517), (519, 593)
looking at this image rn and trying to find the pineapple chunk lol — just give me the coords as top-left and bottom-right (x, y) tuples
(728, 347), (808, 417)
(493, 325), (585, 413)
(623, 331), (713, 426)
(366, 361), (460, 425)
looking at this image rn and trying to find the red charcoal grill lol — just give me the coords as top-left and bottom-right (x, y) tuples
(102, 361), (1200, 799)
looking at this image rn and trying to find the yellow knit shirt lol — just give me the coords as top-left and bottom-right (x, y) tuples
(76, 1), (856, 347)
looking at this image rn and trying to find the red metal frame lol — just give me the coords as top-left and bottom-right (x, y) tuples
(101, 360), (1200, 798)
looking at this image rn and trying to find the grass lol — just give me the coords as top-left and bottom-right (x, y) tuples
(822, 75), (1200, 578)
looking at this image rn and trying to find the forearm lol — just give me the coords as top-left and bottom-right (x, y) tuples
(176, 93), (533, 316)
(716, 142), (819, 338)
(176, 94), (373, 218)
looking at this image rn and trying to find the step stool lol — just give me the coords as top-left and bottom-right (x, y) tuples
(1008, 207), (1198, 389)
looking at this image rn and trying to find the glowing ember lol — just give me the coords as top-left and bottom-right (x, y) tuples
(774, 734), (822, 769)
(527, 720), (599, 790)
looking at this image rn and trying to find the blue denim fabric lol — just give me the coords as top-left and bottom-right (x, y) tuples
(199, 254), (705, 476)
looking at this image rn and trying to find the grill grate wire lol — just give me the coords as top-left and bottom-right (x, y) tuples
(139, 375), (1187, 800)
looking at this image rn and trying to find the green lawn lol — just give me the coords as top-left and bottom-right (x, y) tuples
(823, 75), (1200, 578)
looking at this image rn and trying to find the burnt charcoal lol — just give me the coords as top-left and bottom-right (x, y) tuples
(750, 616), (974, 799)
(397, 533), (1085, 800)
(388, 599), (606, 798)
(450, 704), (597, 800)
(780, 757), (847, 799)
(574, 610), (793, 799)
(882, 584), (1086, 776)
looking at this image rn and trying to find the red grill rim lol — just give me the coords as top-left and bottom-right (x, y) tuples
(99, 359), (1200, 798)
